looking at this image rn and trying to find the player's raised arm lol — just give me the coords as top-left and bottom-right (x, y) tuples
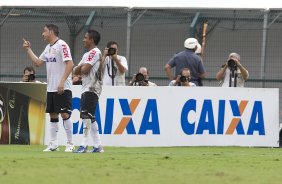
(22, 38), (44, 67)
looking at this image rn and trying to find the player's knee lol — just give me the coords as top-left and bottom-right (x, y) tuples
(80, 110), (94, 119)
(50, 118), (59, 122)
(60, 108), (71, 120)
(60, 108), (72, 114)
(49, 113), (59, 119)
(61, 113), (70, 120)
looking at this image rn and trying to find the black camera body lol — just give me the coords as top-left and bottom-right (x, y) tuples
(227, 59), (237, 71)
(179, 75), (188, 82)
(108, 47), (116, 56)
(28, 74), (35, 82)
(134, 73), (148, 86)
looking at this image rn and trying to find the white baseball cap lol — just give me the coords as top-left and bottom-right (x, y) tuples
(184, 38), (198, 49)
(195, 43), (201, 54)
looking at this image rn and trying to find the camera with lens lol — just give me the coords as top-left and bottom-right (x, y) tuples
(134, 73), (148, 86)
(227, 59), (237, 71)
(108, 47), (116, 56)
(179, 75), (188, 82)
(28, 74), (35, 82)
(135, 73), (145, 82)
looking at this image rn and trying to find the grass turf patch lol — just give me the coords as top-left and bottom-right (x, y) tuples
(0, 145), (282, 184)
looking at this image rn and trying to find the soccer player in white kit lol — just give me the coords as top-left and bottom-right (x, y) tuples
(73, 30), (104, 153)
(23, 24), (75, 152)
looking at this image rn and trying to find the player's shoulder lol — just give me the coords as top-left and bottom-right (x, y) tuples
(84, 47), (101, 62)
(88, 47), (101, 56)
(57, 39), (67, 44)
(93, 47), (101, 53)
(56, 39), (69, 47)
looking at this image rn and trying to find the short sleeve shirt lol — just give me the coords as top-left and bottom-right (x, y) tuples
(39, 39), (73, 92)
(102, 55), (128, 86)
(78, 47), (103, 95)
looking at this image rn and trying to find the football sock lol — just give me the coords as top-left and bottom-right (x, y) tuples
(63, 118), (73, 143)
(91, 121), (102, 147)
(81, 119), (91, 147)
(50, 122), (58, 144)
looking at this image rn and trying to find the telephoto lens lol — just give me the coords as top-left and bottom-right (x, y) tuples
(227, 59), (237, 71)
(135, 73), (145, 82)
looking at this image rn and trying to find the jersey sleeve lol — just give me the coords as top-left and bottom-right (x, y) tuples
(59, 42), (72, 62)
(85, 49), (100, 66)
(39, 46), (49, 62)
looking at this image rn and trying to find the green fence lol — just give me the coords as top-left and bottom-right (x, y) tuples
(1, 7), (281, 121)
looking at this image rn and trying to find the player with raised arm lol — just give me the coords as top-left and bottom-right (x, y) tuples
(23, 24), (75, 152)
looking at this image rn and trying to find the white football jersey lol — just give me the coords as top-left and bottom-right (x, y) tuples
(78, 47), (103, 95)
(39, 39), (73, 92)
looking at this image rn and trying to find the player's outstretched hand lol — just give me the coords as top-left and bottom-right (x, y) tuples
(23, 38), (31, 50)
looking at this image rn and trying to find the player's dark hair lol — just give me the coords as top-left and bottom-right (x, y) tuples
(45, 24), (59, 36)
(87, 30), (101, 45)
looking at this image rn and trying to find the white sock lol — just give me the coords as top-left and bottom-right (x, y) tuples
(81, 119), (91, 147)
(91, 121), (102, 148)
(50, 122), (58, 144)
(63, 118), (73, 144)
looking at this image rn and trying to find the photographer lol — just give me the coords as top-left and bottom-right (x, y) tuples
(101, 41), (128, 86)
(169, 68), (196, 87)
(216, 53), (249, 87)
(164, 38), (206, 86)
(128, 67), (157, 86)
(21, 66), (41, 83)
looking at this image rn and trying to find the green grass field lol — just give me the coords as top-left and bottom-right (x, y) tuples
(1, 145), (282, 184)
